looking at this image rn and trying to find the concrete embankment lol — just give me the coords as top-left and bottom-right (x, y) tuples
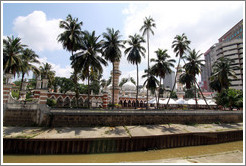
(3, 123), (243, 154)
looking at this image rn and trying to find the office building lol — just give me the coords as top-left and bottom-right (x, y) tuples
(201, 19), (243, 91)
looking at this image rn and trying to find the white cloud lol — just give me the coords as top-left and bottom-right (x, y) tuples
(122, 1), (243, 62)
(37, 57), (73, 78)
(3, 35), (7, 40)
(13, 10), (63, 52)
(120, 68), (146, 85)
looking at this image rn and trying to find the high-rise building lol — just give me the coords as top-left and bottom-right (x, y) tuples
(215, 39), (243, 90)
(201, 44), (217, 91)
(201, 19), (243, 91)
(163, 70), (175, 91)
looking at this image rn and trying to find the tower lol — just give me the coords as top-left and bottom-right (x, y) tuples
(110, 61), (121, 104)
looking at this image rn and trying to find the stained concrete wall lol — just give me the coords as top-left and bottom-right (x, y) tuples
(3, 130), (243, 154)
(50, 113), (243, 127)
(3, 105), (243, 127)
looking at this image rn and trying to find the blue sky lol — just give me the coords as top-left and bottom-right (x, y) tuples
(2, 1), (244, 84)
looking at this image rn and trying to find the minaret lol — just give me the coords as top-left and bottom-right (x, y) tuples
(110, 61), (121, 104)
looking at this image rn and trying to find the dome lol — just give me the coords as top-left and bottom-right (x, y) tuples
(122, 81), (136, 91)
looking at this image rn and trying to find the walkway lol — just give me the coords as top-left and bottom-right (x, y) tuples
(3, 123), (243, 139)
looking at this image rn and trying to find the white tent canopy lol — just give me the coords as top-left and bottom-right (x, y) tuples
(148, 98), (217, 105)
(207, 100), (217, 105)
(148, 98), (157, 104)
(176, 98), (187, 104)
(187, 99), (196, 105)
(197, 99), (206, 105)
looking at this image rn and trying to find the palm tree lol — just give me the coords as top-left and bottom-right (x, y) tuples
(39, 62), (56, 88)
(71, 31), (107, 108)
(18, 48), (40, 97)
(183, 49), (209, 108)
(142, 69), (159, 107)
(167, 33), (190, 108)
(124, 34), (146, 108)
(57, 14), (83, 107)
(210, 57), (238, 92)
(140, 16), (156, 109)
(3, 36), (26, 76)
(102, 28), (125, 109)
(150, 49), (175, 109)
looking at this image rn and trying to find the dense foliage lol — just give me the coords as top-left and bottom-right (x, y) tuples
(215, 89), (243, 110)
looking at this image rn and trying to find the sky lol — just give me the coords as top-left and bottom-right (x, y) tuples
(2, 1), (244, 85)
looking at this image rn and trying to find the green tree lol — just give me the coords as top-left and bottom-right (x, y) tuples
(167, 33), (190, 108)
(124, 34), (146, 108)
(151, 49), (175, 109)
(39, 63), (56, 88)
(170, 91), (178, 99)
(210, 57), (238, 92)
(183, 49), (209, 108)
(57, 14), (83, 107)
(55, 77), (74, 94)
(102, 28), (125, 109)
(18, 48), (40, 98)
(140, 16), (156, 109)
(71, 31), (107, 108)
(3, 36), (26, 76)
(215, 89), (243, 110)
(142, 69), (159, 105)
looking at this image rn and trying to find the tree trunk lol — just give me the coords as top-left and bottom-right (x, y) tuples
(72, 51), (79, 108)
(157, 77), (161, 109)
(146, 30), (150, 110)
(194, 79), (210, 109)
(87, 68), (90, 109)
(167, 57), (181, 108)
(18, 72), (25, 99)
(136, 64), (139, 109)
(112, 62), (115, 110)
(194, 77), (198, 109)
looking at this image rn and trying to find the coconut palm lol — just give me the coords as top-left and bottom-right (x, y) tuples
(102, 28), (125, 109)
(140, 16), (156, 109)
(167, 33), (190, 108)
(71, 31), (107, 108)
(183, 49), (209, 108)
(18, 48), (40, 97)
(210, 57), (238, 92)
(150, 49), (175, 109)
(124, 34), (146, 108)
(3, 36), (26, 76)
(39, 62), (56, 88)
(142, 68), (159, 106)
(57, 14), (83, 107)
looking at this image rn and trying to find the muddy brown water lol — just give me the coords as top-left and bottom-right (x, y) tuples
(3, 141), (243, 163)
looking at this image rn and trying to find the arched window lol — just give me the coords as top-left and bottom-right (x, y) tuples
(128, 100), (131, 107)
(124, 100), (127, 107)
(78, 98), (83, 107)
(57, 97), (63, 107)
(64, 97), (70, 107)
(71, 97), (76, 107)
(140, 100), (144, 107)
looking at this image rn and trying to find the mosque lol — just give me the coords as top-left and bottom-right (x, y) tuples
(4, 61), (203, 109)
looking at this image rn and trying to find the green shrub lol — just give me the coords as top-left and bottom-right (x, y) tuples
(11, 90), (19, 99)
(46, 98), (57, 107)
(215, 88), (243, 110)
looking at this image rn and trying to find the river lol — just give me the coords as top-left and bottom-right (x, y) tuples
(3, 141), (243, 163)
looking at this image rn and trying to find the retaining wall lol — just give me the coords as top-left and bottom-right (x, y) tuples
(3, 108), (243, 127)
(50, 111), (243, 127)
(3, 130), (243, 154)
